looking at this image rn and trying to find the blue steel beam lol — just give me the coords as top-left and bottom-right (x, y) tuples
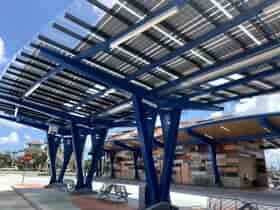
(85, 128), (108, 189)
(186, 58), (280, 99)
(91, 120), (136, 128)
(109, 151), (116, 179)
(187, 112), (280, 129)
(38, 45), (149, 98)
(113, 141), (138, 152)
(0, 93), (90, 124)
(133, 96), (159, 206)
(47, 134), (61, 184)
(159, 109), (181, 202)
(94, 41), (280, 117)
(71, 123), (87, 190)
(259, 117), (280, 134)
(0, 113), (48, 131)
(185, 128), (214, 145)
(212, 86), (280, 105)
(185, 127), (221, 186)
(154, 39), (280, 95)
(37, 45), (222, 111)
(133, 150), (140, 180)
(215, 133), (280, 144)
(21, 66), (63, 99)
(153, 140), (164, 148)
(259, 117), (280, 148)
(208, 144), (222, 186)
(0, 92), (135, 129)
(57, 137), (73, 183)
(77, 0), (188, 59)
(110, 137), (163, 149)
(124, 0), (278, 81)
(79, 0), (276, 81)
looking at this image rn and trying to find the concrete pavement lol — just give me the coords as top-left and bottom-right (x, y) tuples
(0, 174), (34, 210)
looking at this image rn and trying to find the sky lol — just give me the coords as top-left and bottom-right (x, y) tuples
(0, 0), (280, 167)
(0, 1), (71, 151)
(0, 0), (117, 153)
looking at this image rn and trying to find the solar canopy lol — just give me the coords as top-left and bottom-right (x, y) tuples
(105, 112), (280, 152)
(0, 0), (280, 129)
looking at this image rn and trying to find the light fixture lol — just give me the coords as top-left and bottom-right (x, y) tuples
(209, 0), (262, 45)
(204, 133), (214, 139)
(94, 84), (106, 90)
(69, 112), (86, 118)
(220, 126), (231, 132)
(24, 83), (41, 97)
(63, 102), (74, 108)
(228, 73), (244, 80)
(116, 0), (214, 65)
(111, 6), (179, 49)
(86, 88), (99, 95)
(263, 127), (271, 133)
(14, 107), (19, 118)
(103, 89), (116, 97)
(209, 78), (229, 86)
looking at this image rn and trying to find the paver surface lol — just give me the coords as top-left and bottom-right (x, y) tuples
(0, 174), (35, 210)
(94, 177), (280, 207)
(72, 195), (138, 210)
(12, 173), (280, 209)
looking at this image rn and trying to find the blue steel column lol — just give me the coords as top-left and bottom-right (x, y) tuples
(57, 137), (73, 183)
(85, 128), (108, 189)
(208, 143), (221, 186)
(47, 134), (61, 184)
(133, 96), (159, 205)
(71, 123), (87, 190)
(159, 109), (181, 202)
(110, 151), (116, 179)
(133, 151), (140, 180)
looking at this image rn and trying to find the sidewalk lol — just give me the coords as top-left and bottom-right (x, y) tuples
(0, 190), (33, 210)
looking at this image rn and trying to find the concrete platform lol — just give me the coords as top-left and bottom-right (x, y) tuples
(13, 183), (139, 210)
(13, 186), (79, 210)
(94, 177), (280, 207)
(12, 183), (202, 210)
(0, 191), (34, 210)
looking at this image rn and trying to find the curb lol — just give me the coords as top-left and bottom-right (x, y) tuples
(12, 186), (43, 210)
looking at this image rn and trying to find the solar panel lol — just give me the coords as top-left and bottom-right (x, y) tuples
(0, 0), (280, 128)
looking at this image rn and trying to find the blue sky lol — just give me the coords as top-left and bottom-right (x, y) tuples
(0, 1), (70, 151)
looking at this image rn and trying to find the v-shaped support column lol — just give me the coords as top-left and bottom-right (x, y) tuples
(187, 128), (222, 186)
(110, 151), (116, 179)
(133, 96), (159, 206)
(85, 128), (108, 189)
(208, 143), (221, 186)
(133, 150), (140, 180)
(57, 137), (73, 183)
(47, 134), (61, 184)
(71, 123), (87, 190)
(159, 109), (181, 202)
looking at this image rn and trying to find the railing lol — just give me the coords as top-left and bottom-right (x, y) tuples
(208, 197), (280, 210)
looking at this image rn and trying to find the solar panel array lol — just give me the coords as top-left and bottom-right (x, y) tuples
(0, 0), (280, 127)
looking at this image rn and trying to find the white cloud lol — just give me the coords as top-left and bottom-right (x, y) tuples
(85, 135), (92, 150)
(0, 131), (19, 145)
(0, 37), (7, 64)
(102, 0), (118, 8)
(24, 135), (31, 141)
(234, 93), (280, 115)
(0, 118), (26, 130)
(90, 0), (118, 22)
(209, 111), (223, 118)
